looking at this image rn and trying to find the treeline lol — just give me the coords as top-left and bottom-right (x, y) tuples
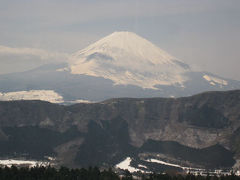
(0, 166), (240, 180)
(0, 166), (119, 180)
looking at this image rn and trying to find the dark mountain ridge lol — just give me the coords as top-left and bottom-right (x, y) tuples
(0, 90), (239, 170)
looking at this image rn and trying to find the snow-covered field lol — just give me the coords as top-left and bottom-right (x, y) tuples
(145, 158), (182, 168)
(0, 159), (50, 167)
(116, 157), (204, 174)
(116, 157), (237, 176)
(115, 157), (146, 173)
(0, 90), (97, 104)
(0, 90), (64, 103)
(145, 158), (205, 171)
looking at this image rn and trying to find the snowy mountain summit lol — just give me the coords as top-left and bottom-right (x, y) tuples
(69, 31), (191, 89)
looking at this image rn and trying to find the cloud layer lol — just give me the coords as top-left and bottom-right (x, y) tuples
(0, 45), (69, 74)
(0, 45), (69, 61)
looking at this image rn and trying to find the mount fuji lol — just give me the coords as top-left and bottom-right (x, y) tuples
(0, 31), (239, 103)
(69, 31), (189, 89)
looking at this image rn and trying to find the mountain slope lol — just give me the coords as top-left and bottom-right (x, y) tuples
(69, 31), (190, 89)
(0, 90), (240, 170)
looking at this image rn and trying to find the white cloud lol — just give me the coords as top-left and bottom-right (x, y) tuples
(0, 45), (70, 74)
(0, 45), (69, 62)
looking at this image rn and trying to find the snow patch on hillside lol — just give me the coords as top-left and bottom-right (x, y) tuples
(145, 158), (181, 168)
(203, 75), (228, 86)
(115, 157), (144, 173)
(145, 158), (205, 171)
(0, 90), (64, 103)
(138, 164), (148, 169)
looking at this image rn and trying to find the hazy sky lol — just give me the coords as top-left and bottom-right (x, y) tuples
(0, 0), (240, 80)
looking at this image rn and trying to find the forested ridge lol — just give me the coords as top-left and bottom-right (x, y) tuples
(0, 90), (240, 169)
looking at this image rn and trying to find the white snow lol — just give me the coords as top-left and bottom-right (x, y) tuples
(67, 99), (93, 104)
(203, 75), (228, 86)
(236, 171), (240, 176)
(145, 158), (181, 168)
(115, 157), (145, 173)
(116, 157), (227, 175)
(138, 164), (148, 169)
(145, 158), (205, 172)
(115, 157), (139, 173)
(0, 90), (64, 103)
(45, 156), (56, 161)
(69, 31), (190, 89)
(0, 159), (49, 167)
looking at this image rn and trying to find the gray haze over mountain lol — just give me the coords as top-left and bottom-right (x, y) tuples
(0, 0), (240, 80)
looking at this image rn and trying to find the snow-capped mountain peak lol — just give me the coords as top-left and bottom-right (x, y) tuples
(72, 31), (175, 65)
(69, 31), (191, 89)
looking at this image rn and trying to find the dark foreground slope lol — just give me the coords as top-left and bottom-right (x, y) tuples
(0, 90), (239, 170)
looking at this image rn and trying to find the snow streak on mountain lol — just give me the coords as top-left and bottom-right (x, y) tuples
(69, 32), (191, 89)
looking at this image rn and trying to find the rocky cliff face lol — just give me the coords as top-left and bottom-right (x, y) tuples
(68, 90), (240, 149)
(0, 90), (239, 169)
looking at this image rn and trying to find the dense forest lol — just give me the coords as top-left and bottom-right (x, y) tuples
(0, 166), (239, 180)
